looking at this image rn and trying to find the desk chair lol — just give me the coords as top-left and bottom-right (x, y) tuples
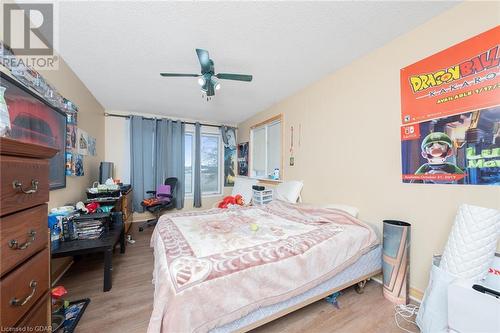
(139, 177), (177, 232)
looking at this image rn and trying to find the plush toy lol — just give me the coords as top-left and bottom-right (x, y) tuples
(85, 202), (100, 214)
(234, 194), (244, 206)
(218, 194), (245, 209)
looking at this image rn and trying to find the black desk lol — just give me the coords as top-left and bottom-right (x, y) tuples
(51, 214), (126, 292)
(84, 197), (120, 205)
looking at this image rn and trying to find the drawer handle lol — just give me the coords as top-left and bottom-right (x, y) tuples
(12, 180), (39, 194)
(10, 280), (37, 307)
(9, 230), (36, 250)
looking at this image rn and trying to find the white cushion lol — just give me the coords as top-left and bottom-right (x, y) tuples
(274, 180), (303, 203)
(440, 204), (500, 281)
(231, 177), (258, 205)
(318, 204), (359, 218)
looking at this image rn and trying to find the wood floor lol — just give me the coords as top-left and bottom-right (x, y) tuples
(58, 222), (419, 333)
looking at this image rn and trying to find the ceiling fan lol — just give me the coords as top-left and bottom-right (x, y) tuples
(160, 49), (253, 101)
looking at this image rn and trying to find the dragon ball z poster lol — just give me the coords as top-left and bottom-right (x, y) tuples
(401, 26), (499, 185)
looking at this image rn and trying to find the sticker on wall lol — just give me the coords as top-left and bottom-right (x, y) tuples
(77, 128), (88, 155)
(67, 112), (78, 126)
(88, 135), (96, 156)
(66, 124), (77, 150)
(75, 154), (84, 176)
(400, 26), (499, 185)
(65, 151), (75, 176)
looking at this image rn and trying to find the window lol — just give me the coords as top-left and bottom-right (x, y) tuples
(250, 116), (282, 179)
(184, 127), (222, 196)
(200, 134), (220, 194)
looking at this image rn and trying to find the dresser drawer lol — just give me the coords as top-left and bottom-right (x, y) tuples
(1, 248), (49, 328)
(0, 156), (49, 216)
(1, 205), (48, 277)
(15, 292), (49, 331)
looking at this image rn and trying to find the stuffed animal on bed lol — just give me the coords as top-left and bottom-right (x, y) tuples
(218, 194), (244, 209)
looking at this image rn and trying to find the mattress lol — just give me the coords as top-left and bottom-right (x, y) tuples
(211, 245), (382, 333)
(149, 202), (379, 332)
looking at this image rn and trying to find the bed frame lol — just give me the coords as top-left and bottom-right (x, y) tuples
(234, 269), (381, 332)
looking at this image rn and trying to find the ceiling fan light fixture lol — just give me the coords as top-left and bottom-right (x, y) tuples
(211, 77), (221, 90)
(197, 77), (206, 86)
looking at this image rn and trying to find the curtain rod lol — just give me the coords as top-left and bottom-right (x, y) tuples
(104, 112), (234, 129)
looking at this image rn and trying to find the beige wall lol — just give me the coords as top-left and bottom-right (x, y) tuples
(37, 59), (106, 209)
(238, 2), (500, 293)
(104, 115), (130, 182)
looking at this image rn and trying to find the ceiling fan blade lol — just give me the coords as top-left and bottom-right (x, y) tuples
(215, 73), (253, 82)
(160, 73), (199, 77)
(196, 49), (211, 73)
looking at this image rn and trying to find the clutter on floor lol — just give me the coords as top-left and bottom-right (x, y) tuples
(325, 291), (341, 309)
(51, 285), (90, 333)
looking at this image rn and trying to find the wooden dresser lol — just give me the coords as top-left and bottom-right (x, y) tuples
(115, 188), (133, 233)
(0, 137), (57, 331)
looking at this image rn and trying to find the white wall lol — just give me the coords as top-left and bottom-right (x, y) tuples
(104, 116), (130, 183)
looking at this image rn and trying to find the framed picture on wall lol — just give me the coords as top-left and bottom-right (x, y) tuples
(238, 142), (249, 176)
(1, 72), (67, 189)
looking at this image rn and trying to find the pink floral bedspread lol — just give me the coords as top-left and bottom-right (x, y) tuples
(148, 201), (378, 333)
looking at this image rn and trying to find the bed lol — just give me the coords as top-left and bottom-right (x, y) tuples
(148, 201), (381, 333)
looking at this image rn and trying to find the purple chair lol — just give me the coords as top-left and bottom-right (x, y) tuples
(139, 177), (178, 232)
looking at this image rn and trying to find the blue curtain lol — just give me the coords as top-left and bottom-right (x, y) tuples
(169, 120), (185, 209)
(130, 116), (185, 211)
(193, 122), (202, 208)
(130, 116), (156, 212)
(155, 119), (168, 187)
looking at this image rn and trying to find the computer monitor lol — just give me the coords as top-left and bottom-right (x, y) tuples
(99, 162), (114, 183)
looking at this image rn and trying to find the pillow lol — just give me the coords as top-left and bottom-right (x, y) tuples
(156, 184), (171, 202)
(274, 180), (303, 203)
(231, 177), (257, 205)
(440, 204), (500, 281)
(318, 204), (359, 218)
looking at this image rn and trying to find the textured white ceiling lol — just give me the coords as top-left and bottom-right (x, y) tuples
(57, 1), (456, 124)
